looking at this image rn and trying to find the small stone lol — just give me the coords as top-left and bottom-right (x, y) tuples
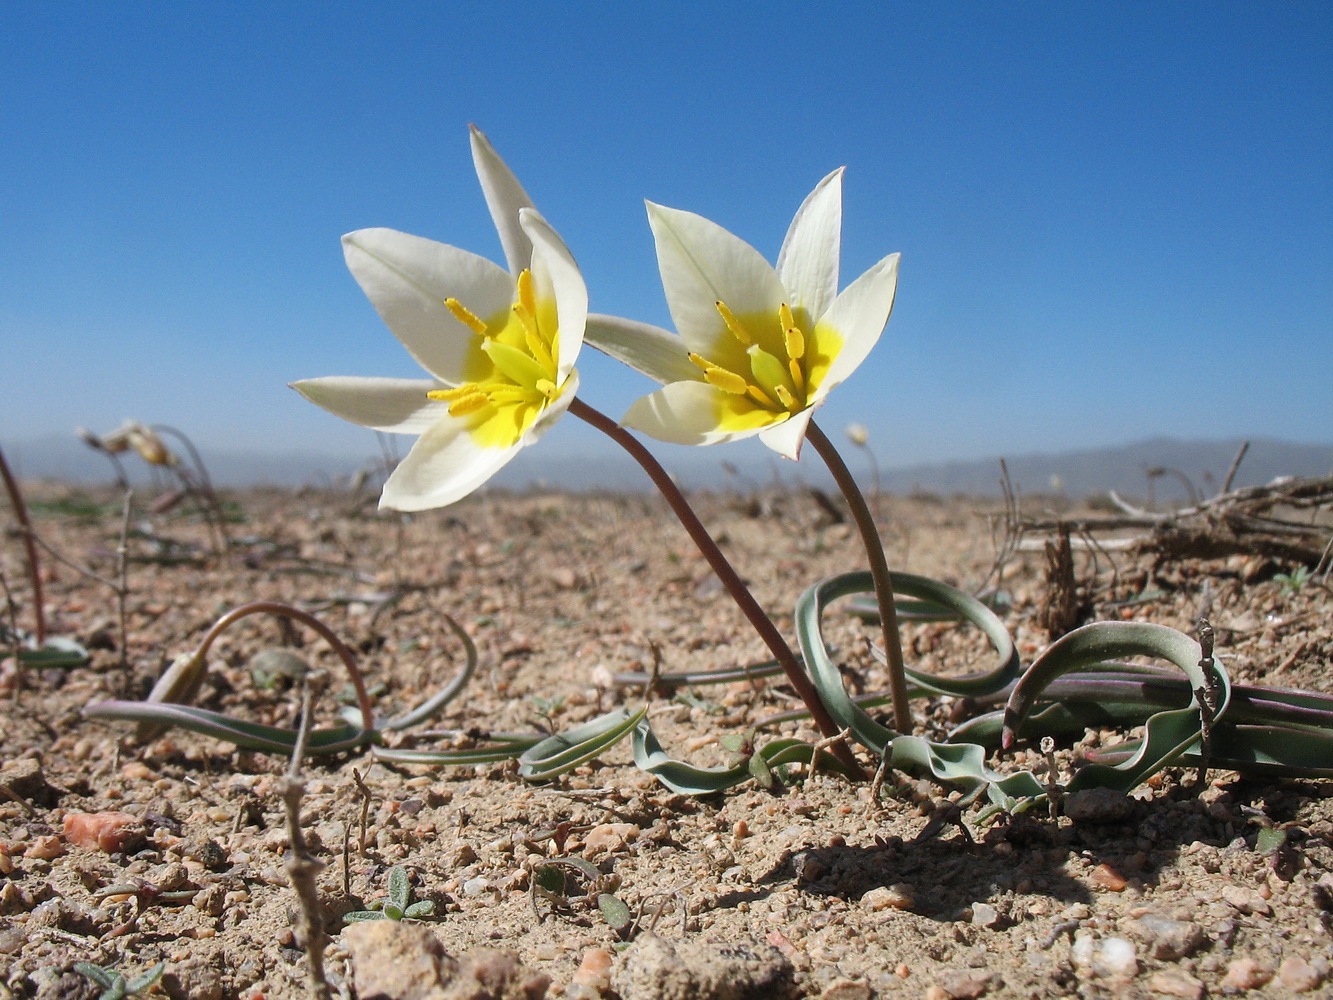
(1075, 935), (1138, 979)
(1219, 957), (1272, 991)
(23, 835), (64, 860)
(0, 758), (60, 806)
(1277, 956), (1322, 992)
(1089, 864), (1127, 892)
(462, 877), (490, 896)
(610, 932), (795, 1000)
(862, 884), (915, 911)
(572, 948), (614, 992)
(582, 823), (638, 859)
(970, 903), (1001, 928)
(939, 969), (992, 999)
(1221, 885), (1271, 916)
(62, 811), (146, 853)
(1063, 787), (1137, 824)
(1148, 969), (1204, 999)
(1129, 912), (1206, 960)
(818, 978), (872, 1000)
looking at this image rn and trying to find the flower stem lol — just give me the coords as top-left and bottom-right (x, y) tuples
(569, 398), (864, 778)
(806, 420), (911, 735)
(0, 445), (46, 645)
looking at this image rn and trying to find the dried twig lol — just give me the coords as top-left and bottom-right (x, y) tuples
(281, 674), (333, 1000)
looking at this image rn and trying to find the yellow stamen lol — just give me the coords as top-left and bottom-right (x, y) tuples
(526, 329), (555, 372)
(517, 269), (537, 321)
(444, 298), (488, 336)
(704, 367), (750, 395)
(535, 378), (557, 398)
(789, 359), (806, 390)
(774, 384), (797, 410)
(428, 386), (478, 401)
(715, 301), (753, 346)
(688, 352), (717, 372)
(783, 324), (805, 362)
(746, 385), (777, 408)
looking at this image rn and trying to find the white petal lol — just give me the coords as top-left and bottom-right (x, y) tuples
(521, 208), (586, 381)
(380, 418), (522, 512)
(758, 405), (817, 461)
(583, 314), (702, 385)
(816, 252), (900, 399)
(470, 125), (535, 276)
(342, 228), (513, 383)
(646, 201), (787, 359)
(622, 380), (777, 447)
(777, 168), (843, 324)
(289, 377), (448, 434)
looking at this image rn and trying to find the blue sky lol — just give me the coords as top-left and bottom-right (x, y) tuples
(3, 3), (1330, 483)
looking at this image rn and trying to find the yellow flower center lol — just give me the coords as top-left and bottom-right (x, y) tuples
(688, 301), (839, 419)
(426, 269), (563, 449)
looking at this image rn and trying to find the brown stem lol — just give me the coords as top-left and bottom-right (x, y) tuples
(569, 398), (864, 778)
(0, 446), (45, 645)
(806, 421), (912, 734)
(195, 600), (374, 733)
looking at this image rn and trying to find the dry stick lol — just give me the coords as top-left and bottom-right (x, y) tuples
(115, 491), (133, 680)
(0, 445), (45, 645)
(568, 398), (865, 778)
(804, 421), (912, 735)
(154, 423), (231, 554)
(281, 673), (333, 1000)
(1219, 440), (1251, 497)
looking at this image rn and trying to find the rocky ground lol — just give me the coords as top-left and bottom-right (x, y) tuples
(1, 481), (1330, 1000)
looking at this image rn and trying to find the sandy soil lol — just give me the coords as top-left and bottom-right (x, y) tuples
(1, 483), (1330, 1000)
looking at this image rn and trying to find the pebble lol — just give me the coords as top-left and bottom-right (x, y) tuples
(62, 811), (146, 853)
(1063, 787), (1137, 824)
(1129, 912), (1205, 960)
(611, 932), (796, 1000)
(970, 903), (1001, 928)
(462, 877), (490, 895)
(1221, 885), (1272, 916)
(1219, 957), (1272, 991)
(863, 884), (915, 911)
(23, 835), (64, 860)
(1089, 863), (1127, 892)
(571, 948), (614, 992)
(818, 978), (872, 1000)
(582, 823), (639, 858)
(1277, 956), (1323, 992)
(1148, 969), (1204, 999)
(1073, 933), (1138, 979)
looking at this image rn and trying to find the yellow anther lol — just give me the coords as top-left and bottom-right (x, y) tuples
(715, 301), (753, 346)
(704, 366), (750, 395)
(788, 359), (806, 391)
(516, 269), (537, 320)
(535, 378), (557, 398)
(428, 386), (477, 401)
(774, 384), (797, 410)
(444, 298), (489, 336)
(447, 393), (491, 417)
(783, 323), (805, 362)
(746, 385), (777, 408)
(688, 352), (717, 372)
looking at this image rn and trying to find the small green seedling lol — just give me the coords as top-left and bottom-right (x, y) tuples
(344, 865), (435, 923)
(1273, 565), (1314, 595)
(720, 729), (776, 789)
(73, 961), (165, 1000)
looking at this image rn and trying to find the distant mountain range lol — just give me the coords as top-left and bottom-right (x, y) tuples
(6, 432), (1330, 503)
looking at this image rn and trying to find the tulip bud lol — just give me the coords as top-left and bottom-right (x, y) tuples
(126, 425), (177, 466)
(845, 423), (870, 447)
